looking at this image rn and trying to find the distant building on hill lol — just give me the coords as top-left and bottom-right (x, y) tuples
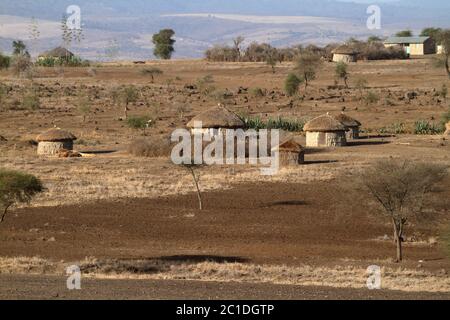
(384, 36), (435, 55)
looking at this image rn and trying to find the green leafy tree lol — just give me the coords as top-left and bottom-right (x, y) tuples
(152, 29), (176, 60)
(396, 30), (413, 37)
(420, 27), (442, 42)
(127, 115), (153, 135)
(335, 62), (349, 88)
(0, 169), (43, 224)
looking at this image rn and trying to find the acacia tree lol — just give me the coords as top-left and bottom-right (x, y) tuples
(335, 62), (349, 88)
(360, 160), (447, 262)
(0, 169), (43, 224)
(294, 52), (322, 92)
(152, 29), (176, 60)
(265, 47), (279, 74)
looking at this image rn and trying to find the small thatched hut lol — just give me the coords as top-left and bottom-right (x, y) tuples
(332, 45), (358, 63)
(272, 138), (305, 166)
(334, 113), (362, 139)
(187, 105), (244, 136)
(38, 47), (74, 60)
(304, 114), (347, 147)
(36, 128), (77, 156)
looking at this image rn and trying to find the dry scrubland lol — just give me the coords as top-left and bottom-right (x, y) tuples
(1, 58), (450, 296)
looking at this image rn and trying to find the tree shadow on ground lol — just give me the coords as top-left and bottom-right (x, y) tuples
(347, 140), (390, 147)
(156, 255), (249, 264)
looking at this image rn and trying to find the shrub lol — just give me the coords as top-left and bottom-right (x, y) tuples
(363, 91), (380, 105)
(140, 67), (163, 83)
(35, 56), (89, 67)
(22, 90), (40, 110)
(439, 84), (448, 100)
(378, 122), (406, 135)
(414, 120), (444, 135)
(196, 75), (216, 95)
(250, 87), (265, 97)
(127, 138), (171, 157)
(10, 54), (32, 77)
(0, 53), (11, 70)
(441, 108), (450, 127)
(209, 89), (233, 104)
(243, 116), (305, 132)
(284, 73), (302, 97)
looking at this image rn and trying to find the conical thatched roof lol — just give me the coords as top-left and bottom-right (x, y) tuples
(332, 45), (358, 55)
(187, 105), (244, 129)
(39, 47), (74, 58)
(272, 137), (304, 153)
(304, 114), (346, 132)
(334, 113), (361, 128)
(36, 128), (77, 142)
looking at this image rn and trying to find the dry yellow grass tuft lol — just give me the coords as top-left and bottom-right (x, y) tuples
(1, 256), (449, 293)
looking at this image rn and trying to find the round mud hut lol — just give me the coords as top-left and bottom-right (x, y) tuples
(187, 105), (245, 136)
(332, 45), (358, 63)
(272, 138), (305, 166)
(36, 128), (77, 156)
(334, 113), (362, 139)
(304, 114), (347, 147)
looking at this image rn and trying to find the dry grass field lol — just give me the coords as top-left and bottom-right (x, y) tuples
(1, 58), (450, 299)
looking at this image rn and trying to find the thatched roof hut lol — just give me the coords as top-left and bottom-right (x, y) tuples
(38, 47), (74, 59)
(332, 45), (358, 63)
(304, 114), (347, 147)
(272, 138), (305, 166)
(36, 128), (77, 156)
(334, 113), (362, 139)
(187, 105), (244, 135)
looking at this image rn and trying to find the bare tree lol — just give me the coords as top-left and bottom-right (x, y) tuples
(233, 36), (245, 62)
(183, 164), (203, 210)
(360, 160), (447, 262)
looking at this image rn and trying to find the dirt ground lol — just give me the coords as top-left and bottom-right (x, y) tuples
(1, 58), (450, 299)
(2, 274), (450, 300)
